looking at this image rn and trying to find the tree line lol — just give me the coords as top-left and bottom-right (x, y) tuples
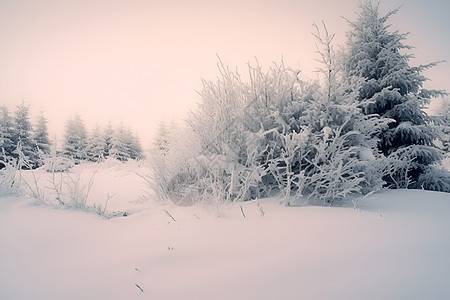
(0, 103), (144, 168)
(151, 1), (450, 206)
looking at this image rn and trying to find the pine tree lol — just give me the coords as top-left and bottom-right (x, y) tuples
(109, 123), (130, 162)
(13, 102), (38, 167)
(86, 124), (106, 162)
(125, 128), (144, 160)
(342, 1), (447, 189)
(153, 121), (170, 154)
(33, 111), (51, 158)
(103, 121), (114, 159)
(63, 113), (88, 163)
(0, 105), (16, 159)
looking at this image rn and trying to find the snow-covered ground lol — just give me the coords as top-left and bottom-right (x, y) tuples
(1, 163), (449, 300)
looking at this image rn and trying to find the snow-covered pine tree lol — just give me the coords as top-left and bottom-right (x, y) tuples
(109, 123), (131, 162)
(0, 105), (16, 160)
(125, 128), (144, 160)
(63, 113), (88, 163)
(13, 102), (39, 167)
(342, 1), (448, 190)
(153, 121), (170, 155)
(33, 111), (51, 161)
(103, 121), (114, 159)
(86, 124), (106, 162)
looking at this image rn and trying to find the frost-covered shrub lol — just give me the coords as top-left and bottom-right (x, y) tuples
(151, 2), (450, 206)
(0, 154), (20, 196)
(150, 123), (204, 204)
(153, 54), (387, 205)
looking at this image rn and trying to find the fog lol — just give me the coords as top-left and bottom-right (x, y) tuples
(0, 0), (448, 148)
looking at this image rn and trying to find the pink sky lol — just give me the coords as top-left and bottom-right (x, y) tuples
(0, 0), (448, 148)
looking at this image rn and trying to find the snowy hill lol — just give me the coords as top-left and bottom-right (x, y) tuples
(0, 163), (449, 300)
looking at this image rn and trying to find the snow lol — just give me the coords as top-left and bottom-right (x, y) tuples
(1, 163), (449, 300)
(443, 154), (450, 171)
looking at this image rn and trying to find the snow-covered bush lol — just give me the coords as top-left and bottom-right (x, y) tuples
(0, 153), (20, 196)
(285, 22), (388, 203)
(150, 2), (449, 206)
(153, 52), (387, 205)
(150, 122), (203, 205)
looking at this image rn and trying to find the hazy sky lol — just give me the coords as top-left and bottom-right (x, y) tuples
(1, 0), (449, 147)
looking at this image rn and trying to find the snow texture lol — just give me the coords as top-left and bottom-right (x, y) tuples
(1, 163), (449, 300)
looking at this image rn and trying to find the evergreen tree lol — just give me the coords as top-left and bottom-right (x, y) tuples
(153, 121), (170, 154)
(33, 111), (51, 158)
(0, 105), (16, 159)
(109, 123), (131, 162)
(86, 124), (106, 162)
(63, 113), (88, 163)
(125, 128), (144, 160)
(103, 121), (114, 159)
(342, 1), (447, 189)
(13, 102), (38, 166)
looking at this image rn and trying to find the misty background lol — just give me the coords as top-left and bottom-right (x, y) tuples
(1, 0), (448, 148)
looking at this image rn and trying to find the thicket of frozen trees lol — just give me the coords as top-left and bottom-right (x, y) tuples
(0, 102), (50, 168)
(62, 115), (144, 163)
(0, 104), (144, 170)
(151, 1), (450, 205)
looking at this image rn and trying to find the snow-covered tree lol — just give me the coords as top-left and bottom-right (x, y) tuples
(153, 121), (170, 154)
(86, 124), (106, 162)
(103, 121), (114, 159)
(109, 123), (131, 162)
(13, 102), (38, 166)
(125, 128), (144, 160)
(0, 105), (16, 160)
(287, 22), (390, 203)
(63, 114), (88, 163)
(342, 1), (448, 190)
(33, 111), (51, 160)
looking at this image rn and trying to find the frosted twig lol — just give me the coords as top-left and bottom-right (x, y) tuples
(135, 283), (144, 292)
(240, 205), (246, 218)
(163, 209), (176, 222)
